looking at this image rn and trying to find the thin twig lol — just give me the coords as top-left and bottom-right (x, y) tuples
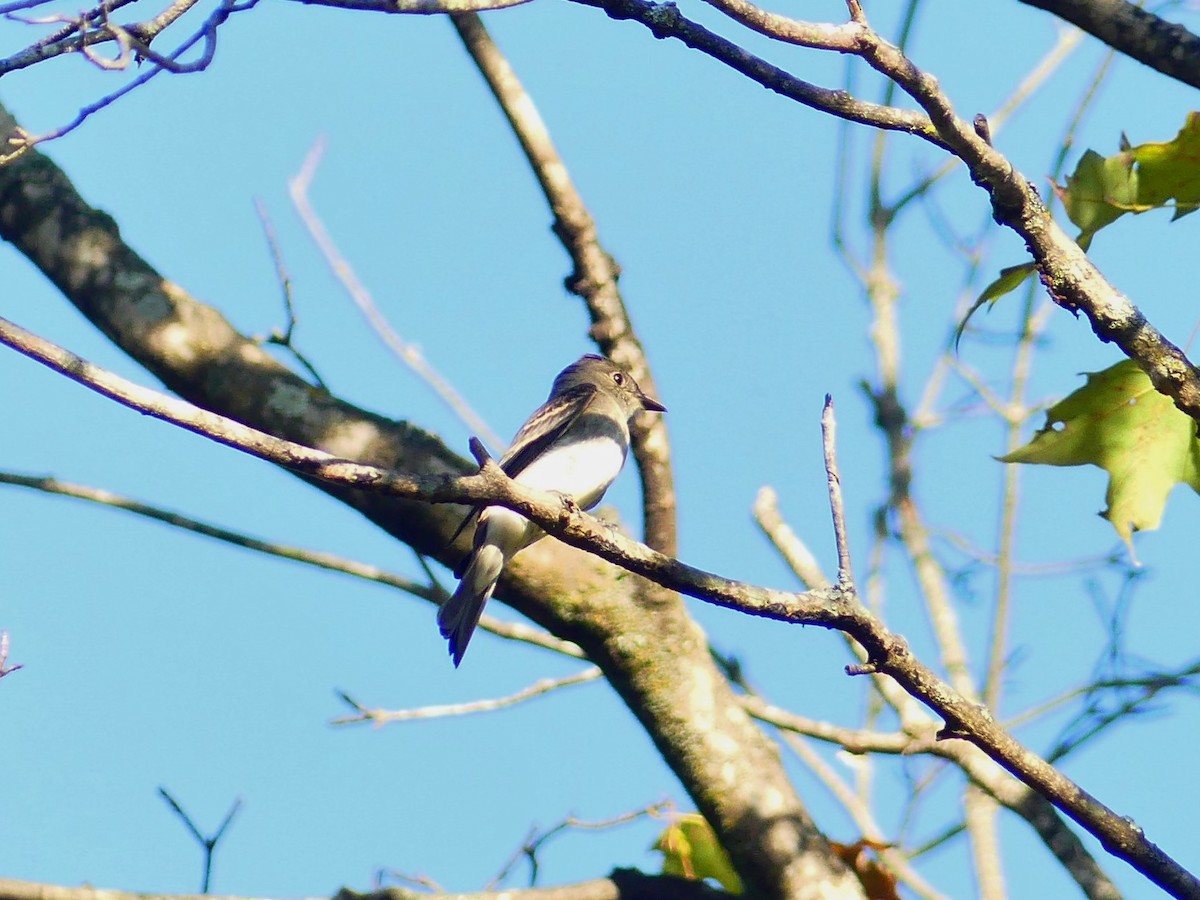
(332, 667), (602, 726)
(0, 0), (258, 162)
(820, 396), (853, 586)
(158, 789), (243, 893)
(0, 470), (585, 659)
(253, 198), (327, 389)
(488, 800), (672, 888)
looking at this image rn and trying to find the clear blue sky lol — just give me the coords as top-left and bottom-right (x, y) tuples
(3, 1), (1199, 897)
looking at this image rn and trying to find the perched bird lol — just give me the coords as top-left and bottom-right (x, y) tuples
(438, 354), (666, 666)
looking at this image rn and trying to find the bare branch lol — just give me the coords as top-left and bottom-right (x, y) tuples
(576, 0), (1200, 422)
(0, 470), (435, 600)
(157, 789), (243, 893)
(288, 137), (503, 451)
(753, 486), (830, 590)
(0, 0), (259, 161)
(488, 801), (672, 889)
(0, 469), (584, 659)
(332, 667), (602, 725)
(569, 0), (943, 147)
(252, 198), (328, 390)
(821, 396), (853, 586)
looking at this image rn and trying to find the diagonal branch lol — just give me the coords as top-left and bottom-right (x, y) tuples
(0, 312), (1191, 897)
(577, 0), (1200, 424)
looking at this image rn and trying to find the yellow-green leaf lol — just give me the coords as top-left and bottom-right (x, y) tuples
(999, 360), (1200, 550)
(652, 813), (743, 894)
(977, 262), (1037, 306)
(960, 262), (1038, 343)
(1058, 148), (1139, 237)
(1130, 111), (1200, 220)
(1056, 112), (1200, 237)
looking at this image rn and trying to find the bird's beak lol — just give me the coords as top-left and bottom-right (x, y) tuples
(639, 394), (667, 413)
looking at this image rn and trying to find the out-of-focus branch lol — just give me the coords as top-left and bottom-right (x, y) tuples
(0, 105), (856, 896)
(0, 0), (196, 75)
(449, 12), (677, 555)
(754, 464), (1125, 900)
(0, 471), (432, 598)
(1018, 0), (1200, 90)
(288, 137), (503, 451)
(0, 0), (258, 161)
(488, 802), (672, 890)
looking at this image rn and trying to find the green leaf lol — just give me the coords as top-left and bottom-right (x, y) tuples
(999, 360), (1200, 551)
(652, 813), (744, 894)
(1055, 111), (1200, 237)
(1130, 111), (1200, 220)
(1057, 148), (1139, 237)
(958, 263), (1037, 348)
(977, 262), (1037, 306)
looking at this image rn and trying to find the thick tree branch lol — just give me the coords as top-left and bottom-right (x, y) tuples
(0, 312), (1191, 896)
(569, 0), (944, 145)
(1018, 0), (1200, 90)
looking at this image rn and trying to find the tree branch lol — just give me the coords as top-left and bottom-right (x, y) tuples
(577, 0), (1200, 423)
(1018, 0), (1200, 90)
(0, 312), (1190, 896)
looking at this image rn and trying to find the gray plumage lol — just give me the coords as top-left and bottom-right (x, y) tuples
(438, 355), (666, 666)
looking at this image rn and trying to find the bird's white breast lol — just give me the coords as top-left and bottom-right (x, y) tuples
(514, 433), (627, 510)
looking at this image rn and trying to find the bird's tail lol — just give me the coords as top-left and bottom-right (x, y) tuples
(437, 543), (505, 667)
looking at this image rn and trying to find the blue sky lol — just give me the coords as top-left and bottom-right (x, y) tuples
(3, 1), (1200, 897)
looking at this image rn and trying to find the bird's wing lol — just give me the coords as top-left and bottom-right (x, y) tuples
(498, 383), (599, 478)
(445, 383), (598, 575)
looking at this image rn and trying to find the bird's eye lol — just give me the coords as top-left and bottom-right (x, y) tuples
(612, 372), (625, 386)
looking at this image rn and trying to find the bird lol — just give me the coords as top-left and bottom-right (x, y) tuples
(438, 354), (666, 666)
